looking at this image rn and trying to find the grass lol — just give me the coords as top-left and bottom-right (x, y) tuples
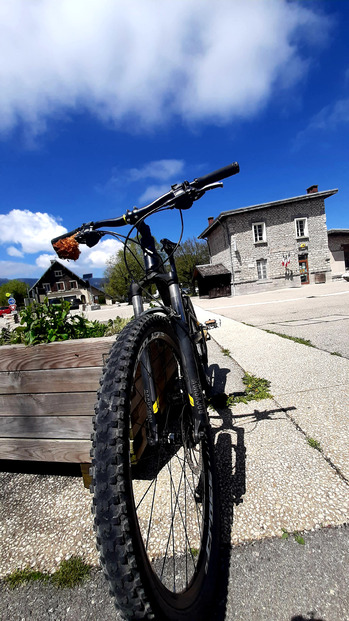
(331, 351), (343, 357)
(221, 347), (231, 356)
(307, 437), (322, 451)
(263, 329), (315, 348)
(4, 556), (91, 589)
(224, 372), (272, 407)
(242, 323), (315, 348)
(281, 528), (305, 545)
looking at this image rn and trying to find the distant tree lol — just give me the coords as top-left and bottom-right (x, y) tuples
(0, 280), (28, 306)
(104, 241), (145, 301)
(104, 236), (209, 300)
(175, 237), (209, 292)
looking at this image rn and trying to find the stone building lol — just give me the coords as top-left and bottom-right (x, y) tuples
(327, 229), (349, 278)
(197, 185), (338, 297)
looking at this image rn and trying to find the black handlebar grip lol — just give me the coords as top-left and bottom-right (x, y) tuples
(193, 162), (240, 189)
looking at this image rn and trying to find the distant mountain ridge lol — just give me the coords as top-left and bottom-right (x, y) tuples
(0, 277), (106, 289)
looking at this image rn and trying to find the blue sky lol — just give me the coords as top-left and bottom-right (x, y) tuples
(0, 0), (348, 279)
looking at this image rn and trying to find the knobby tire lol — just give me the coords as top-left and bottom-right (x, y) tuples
(91, 314), (219, 621)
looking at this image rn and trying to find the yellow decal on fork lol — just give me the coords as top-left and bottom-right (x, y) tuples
(153, 398), (159, 414)
(188, 394), (194, 407)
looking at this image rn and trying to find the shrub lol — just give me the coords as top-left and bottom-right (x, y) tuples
(0, 299), (109, 346)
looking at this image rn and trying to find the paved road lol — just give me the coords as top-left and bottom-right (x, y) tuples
(1, 525), (347, 621)
(194, 280), (349, 358)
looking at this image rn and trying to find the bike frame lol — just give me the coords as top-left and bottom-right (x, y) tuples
(130, 219), (208, 444)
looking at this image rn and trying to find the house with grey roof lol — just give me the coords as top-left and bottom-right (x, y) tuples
(197, 185), (338, 297)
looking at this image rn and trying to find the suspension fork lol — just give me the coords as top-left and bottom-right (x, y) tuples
(130, 282), (159, 446)
(168, 281), (209, 443)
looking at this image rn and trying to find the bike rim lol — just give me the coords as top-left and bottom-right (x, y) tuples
(129, 330), (211, 595)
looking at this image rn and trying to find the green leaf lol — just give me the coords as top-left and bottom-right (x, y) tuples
(294, 535), (305, 545)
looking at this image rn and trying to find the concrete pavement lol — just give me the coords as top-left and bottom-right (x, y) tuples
(1, 287), (348, 620)
(195, 303), (348, 546)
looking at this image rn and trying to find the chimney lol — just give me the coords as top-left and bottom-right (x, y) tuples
(306, 184), (318, 194)
(50, 259), (55, 264)
(208, 217), (214, 226)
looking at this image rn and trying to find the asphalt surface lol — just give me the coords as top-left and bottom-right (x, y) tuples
(1, 525), (348, 621)
(194, 280), (349, 358)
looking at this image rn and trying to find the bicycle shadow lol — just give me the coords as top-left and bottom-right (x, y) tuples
(210, 403), (245, 621)
(207, 364), (296, 621)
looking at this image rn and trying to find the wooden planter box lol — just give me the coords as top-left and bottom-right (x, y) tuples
(0, 332), (177, 474)
(0, 337), (116, 464)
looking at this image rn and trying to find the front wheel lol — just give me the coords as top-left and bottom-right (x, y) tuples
(91, 314), (219, 621)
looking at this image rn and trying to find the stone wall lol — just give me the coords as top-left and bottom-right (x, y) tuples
(207, 196), (331, 295)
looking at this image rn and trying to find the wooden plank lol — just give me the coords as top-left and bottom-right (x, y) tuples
(0, 416), (93, 439)
(0, 367), (102, 395)
(0, 392), (96, 417)
(0, 438), (91, 463)
(0, 337), (115, 372)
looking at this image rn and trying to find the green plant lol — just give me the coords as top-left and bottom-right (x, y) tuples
(4, 567), (50, 588)
(104, 316), (132, 336)
(225, 373), (272, 406)
(331, 351), (343, 357)
(281, 528), (305, 545)
(51, 557), (91, 588)
(4, 557), (91, 589)
(307, 437), (321, 451)
(221, 348), (230, 356)
(0, 298), (110, 346)
(242, 324), (316, 348)
(263, 329), (314, 348)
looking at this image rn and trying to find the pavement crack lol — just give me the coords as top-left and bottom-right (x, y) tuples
(272, 395), (349, 487)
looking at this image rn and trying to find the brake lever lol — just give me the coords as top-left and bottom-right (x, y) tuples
(75, 229), (105, 248)
(199, 182), (223, 192)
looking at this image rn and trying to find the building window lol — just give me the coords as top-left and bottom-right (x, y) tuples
(43, 283), (51, 293)
(295, 218), (308, 238)
(57, 282), (65, 291)
(70, 280), (78, 290)
(252, 222), (266, 243)
(54, 270), (63, 277)
(256, 259), (267, 280)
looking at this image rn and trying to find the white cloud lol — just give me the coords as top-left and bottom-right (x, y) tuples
(99, 159), (185, 196)
(139, 184), (171, 205)
(293, 97), (349, 149)
(127, 160), (185, 182)
(0, 260), (39, 278)
(0, 209), (67, 253)
(7, 246), (24, 258)
(0, 0), (329, 136)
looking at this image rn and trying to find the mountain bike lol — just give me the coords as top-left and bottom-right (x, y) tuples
(52, 162), (240, 621)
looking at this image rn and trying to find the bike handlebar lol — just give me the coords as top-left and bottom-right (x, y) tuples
(51, 162), (239, 258)
(192, 162), (239, 189)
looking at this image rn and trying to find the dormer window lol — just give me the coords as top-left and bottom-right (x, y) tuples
(54, 270), (63, 277)
(252, 222), (266, 243)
